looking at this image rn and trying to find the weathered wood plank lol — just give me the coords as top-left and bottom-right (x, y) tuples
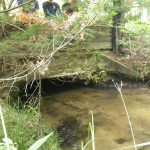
(87, 26), (112, 32)
(92, 36), (112, 42)
(85, 42), (112, 50)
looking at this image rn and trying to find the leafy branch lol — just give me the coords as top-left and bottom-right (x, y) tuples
(0, 14), (97, 83)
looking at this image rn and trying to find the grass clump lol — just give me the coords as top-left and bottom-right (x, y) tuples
(0, 98), (61, 150)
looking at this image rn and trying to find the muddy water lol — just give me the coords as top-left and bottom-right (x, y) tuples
(41, 85), (150, 150)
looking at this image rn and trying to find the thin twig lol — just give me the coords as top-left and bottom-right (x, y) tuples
(112, 80), (137, 150)
(2, 22), (25, 32)
(0, 14), (97, 82)
(0, 0), (34, 13)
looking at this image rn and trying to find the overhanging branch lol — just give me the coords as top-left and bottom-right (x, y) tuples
(0, 0), (34, 13)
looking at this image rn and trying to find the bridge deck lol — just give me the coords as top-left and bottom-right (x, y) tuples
(1, 26), (133, 81)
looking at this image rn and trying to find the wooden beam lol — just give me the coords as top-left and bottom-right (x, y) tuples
(112, 0), (124, 54)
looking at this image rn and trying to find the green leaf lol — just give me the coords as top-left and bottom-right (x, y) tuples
(28, 132), (53, 150)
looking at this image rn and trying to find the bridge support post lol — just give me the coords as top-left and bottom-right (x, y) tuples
(112, 0), (124, 54)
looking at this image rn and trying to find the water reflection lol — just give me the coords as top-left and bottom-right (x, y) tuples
(41, 84), (150, 150)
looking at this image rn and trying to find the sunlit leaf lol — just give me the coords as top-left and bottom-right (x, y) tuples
(28, 132), (53, 150)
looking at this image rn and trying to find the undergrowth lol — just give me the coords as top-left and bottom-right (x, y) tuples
(0, 98), (61, 150)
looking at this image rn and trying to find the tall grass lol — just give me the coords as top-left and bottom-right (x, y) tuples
(112, 80), (137, 150)
(81, 111), (95, 150)
(0, 105), (55, 150)
(0, 98), (61, 150)
(0, 106), (14, 150)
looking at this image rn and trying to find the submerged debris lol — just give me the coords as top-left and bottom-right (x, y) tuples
(57, 116), (87, 149)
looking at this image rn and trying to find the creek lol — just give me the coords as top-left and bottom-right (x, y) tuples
(40, 79), (150, 150)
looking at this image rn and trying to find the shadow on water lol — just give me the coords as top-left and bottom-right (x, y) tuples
(40, 78), (88, 96)
(57, 116), (88, 149)
(40, 78), (90, 149)
(18, 77), (88, 104)
(18, 77), (150, 150)
(18, 76), (149, 102)
(18, 78), (90, 149)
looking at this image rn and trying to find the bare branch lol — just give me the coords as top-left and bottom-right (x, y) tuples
(0, 14), (97, 82)
(8, 0), (15, 9)
(0, 0), (34, 13)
